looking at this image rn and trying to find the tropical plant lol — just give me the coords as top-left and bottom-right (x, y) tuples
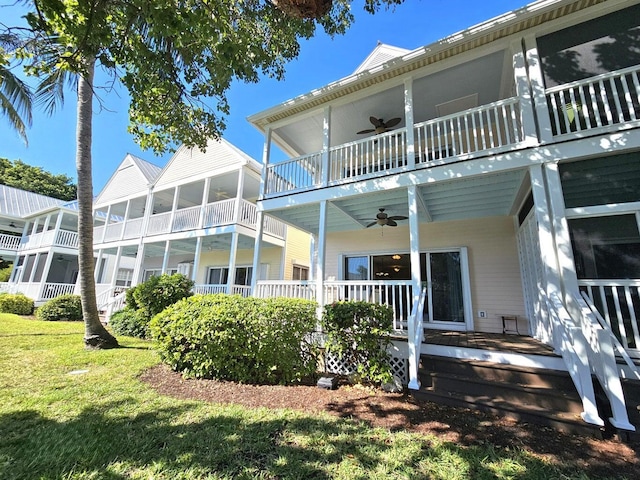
(0, 33), (32, 144)
(0, 293), (34, 315)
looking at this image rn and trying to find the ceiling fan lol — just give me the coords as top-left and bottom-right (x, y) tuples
(357, 116), (402, 135)
(366, 208), (408, 228)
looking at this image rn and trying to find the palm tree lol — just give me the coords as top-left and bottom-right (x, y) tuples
(0, 34), (32, 144)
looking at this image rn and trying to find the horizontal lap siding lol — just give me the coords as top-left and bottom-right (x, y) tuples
(97, 162), (151, 204)
(282, 227), (312, 280)
(325, 216), (526, 333)
(194, 247), (282, 283)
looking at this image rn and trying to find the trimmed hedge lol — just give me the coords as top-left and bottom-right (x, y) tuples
(36, 294), (83, 321)
(109, 308), (150, 339)
(151, 294), (318, 384)
(0, 293), (34, 315)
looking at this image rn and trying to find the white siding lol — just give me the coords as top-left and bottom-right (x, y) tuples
(325, 216), (526, 333)
(154, 140), (255, 189)
(96, 157), (152, 205)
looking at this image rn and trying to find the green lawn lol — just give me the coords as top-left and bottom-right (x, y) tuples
(0, 314), (622, 479)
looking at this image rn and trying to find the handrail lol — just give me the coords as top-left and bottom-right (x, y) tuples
(580, 291), (640, 380)
(571, 291), (635, 431)
(544, 289), (604, 427)
(408, 287), (427, 390)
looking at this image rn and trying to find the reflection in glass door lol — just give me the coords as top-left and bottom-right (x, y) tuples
(421, 249), (470, 329)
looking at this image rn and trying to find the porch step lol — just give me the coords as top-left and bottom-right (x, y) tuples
(412, 355), (604, 437)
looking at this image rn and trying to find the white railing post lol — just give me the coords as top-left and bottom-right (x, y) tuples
(524, 34), (554, 143)
(408, 288), (427, 390)
(512, 38), (538, 145)
(404, 77), (416, 170)
(321, 106), (331, 187)
(315, 200), (328, 318)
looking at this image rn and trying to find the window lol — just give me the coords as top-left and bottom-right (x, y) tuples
(569, 215), (640, 279)
(143, 269), (161, 281)
(207, 266), (253, 286)
(292, 265), (309, 281)
(115, 268), (134, 287)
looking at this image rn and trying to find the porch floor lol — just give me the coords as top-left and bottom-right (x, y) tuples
(424, 331), (557, 357)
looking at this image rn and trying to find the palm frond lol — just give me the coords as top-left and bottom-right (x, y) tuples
(0, 64), (33, 144)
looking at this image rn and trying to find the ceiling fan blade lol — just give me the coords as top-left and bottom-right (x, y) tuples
(386, 219), (398, 227)
(369, 116), (383, 127)
(388, 215), (408, 221)
(365, 221), (378, 228)
(384, 117), (402, 128)
(357, 128), (376, 134)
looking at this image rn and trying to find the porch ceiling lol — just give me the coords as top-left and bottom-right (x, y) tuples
(269, 169), (526, 235)
(139, 233), (270, 257)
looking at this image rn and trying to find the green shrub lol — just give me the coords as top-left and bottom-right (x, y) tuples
(128, 273), (194, 321)
(0, 265), (12, 282)
(109, 307), (150, 338)
(36, 294), (83, 321)
(151, 294), (318, 384)
(0, 293), (34, 315)
(321, 301), (394, 385)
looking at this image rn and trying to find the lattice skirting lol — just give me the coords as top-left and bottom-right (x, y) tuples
(324, 352), (409, 385)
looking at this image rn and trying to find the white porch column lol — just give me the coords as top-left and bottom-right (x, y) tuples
(407, 185), (422, 390)
(404, 77), (416, 170)
(511, 39), (538, 145)
(320, 106), (331, 187)
(234, 168), (246, 224)
(101, 205), (111, 243)
(94, 249), (104, 282)
(543, 163), (580, 312)
(132, 244), (146, 285)
(251, 126), (271, 296)
(315, 200), (328, 315)
(120, 199), (131, 241)
(227, 232), (239, 294)
(309, 234), (317, 281)
(168, 186), (180, 233)
(110, 246), (123, 289)
(161, 240), (171, 274)
(198, 177), (211, 229)
(192, 237), (203, 282)
(523, 34), (554, 143)
(52, 211), (63, 245)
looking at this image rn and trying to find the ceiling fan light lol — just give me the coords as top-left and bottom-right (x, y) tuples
(392, 254), (401, 260)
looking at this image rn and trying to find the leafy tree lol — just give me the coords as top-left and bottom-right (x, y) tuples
(0, 33), (32, 144)
(0, 158), (77, 201)
(8, 0), (402, 349)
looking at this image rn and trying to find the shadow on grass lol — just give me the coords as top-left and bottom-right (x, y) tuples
(0, 400), (573, 480)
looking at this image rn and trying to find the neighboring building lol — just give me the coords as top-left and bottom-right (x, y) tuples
(0, 184), (79, 302)
(248, 0), (640, 433)
(91, 141), (310, 314)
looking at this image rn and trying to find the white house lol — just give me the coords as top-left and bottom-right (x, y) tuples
(248, 0), (640, 434)
(92, 140), (310, 313)
(0, 184), (79, 302)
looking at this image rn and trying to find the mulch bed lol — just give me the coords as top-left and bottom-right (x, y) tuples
(141, 364), (640, 478)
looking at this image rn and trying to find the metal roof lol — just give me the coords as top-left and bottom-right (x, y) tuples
(0, 184), (64, 219)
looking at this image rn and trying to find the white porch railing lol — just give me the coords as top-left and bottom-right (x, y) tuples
(546, 64), (640, 137)
(173, 205), (201, 232)
(0, 234), (20, 251)
(328, 128), (408, 183)
(255, 280), (413, 331)
(0, 282), (10, 293)
(146, 211), (172, 235)
(19, 229), (79, 250)
(40, 283), (76, 300)
(572, 292), (635, 431)
(231, 285), (252, 297)
(203, 198), (236, 227)
(96, 285), (129, 320)
(265, 152), (322, 196)
(545, 290), (604, 427)
(123, 218), (144, 239)
(415, 97), (522, 166)
(193, 284), (252, 296)
(578, 279), (640, 356)
(238, 200), (286, 238)
(103, 223), (123, 242)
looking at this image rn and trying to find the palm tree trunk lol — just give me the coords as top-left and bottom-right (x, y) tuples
(77, 57), (118, 349)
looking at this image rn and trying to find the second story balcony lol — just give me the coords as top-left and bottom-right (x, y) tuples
(19, 228), (79, 251)
(263, 63), (640, 199)
(0, 233), (21, 253)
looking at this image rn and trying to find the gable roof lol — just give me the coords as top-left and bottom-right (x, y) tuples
(0, 184), (64, 219)
(153, 137), (261, 189)
(353, 43), (410, 74)
(95, 153), (162, 206)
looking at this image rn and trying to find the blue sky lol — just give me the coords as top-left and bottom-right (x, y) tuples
(1, 0), (527, 193)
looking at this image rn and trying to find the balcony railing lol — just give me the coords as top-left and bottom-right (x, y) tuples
(578, 279), (640, 356)
(263, 97), (523, 198)
(546, 64), (640, 137)
(20, 229), (79, 250)
(0, 234), (20, 251)
(193, 284), (251, 297)
(255, 280), (414, 331)
(203, 198), (236, 228)
(123, 218), (144, 239)
(41, 282), (76, 300)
